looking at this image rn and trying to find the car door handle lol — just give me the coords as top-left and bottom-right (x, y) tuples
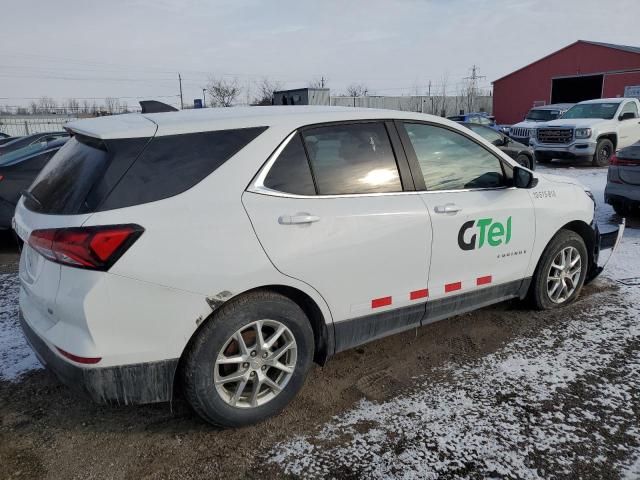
(434, 204), (462, 214)
(278, 214), (320, 225)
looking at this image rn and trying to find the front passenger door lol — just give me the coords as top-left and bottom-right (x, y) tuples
(398, 122), (535, 304)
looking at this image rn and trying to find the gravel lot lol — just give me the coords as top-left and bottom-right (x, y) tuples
(1, 164), (639, 479)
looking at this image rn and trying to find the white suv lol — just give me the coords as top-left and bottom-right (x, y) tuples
(14, 107), (622, 427)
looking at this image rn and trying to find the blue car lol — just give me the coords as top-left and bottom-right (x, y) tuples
(448, 112), (502, 132)
(0, 136), (68, 229)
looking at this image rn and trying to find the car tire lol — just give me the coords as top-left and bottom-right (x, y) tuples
(516, 154), (531, 169)
(530, 230), (588, 310)
(182, 290), (314, 427)
(611, 201), (627, 217)
(593, 138), (614, 167)
(536, 153), (551, 164)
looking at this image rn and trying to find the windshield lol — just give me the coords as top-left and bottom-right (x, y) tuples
(525, 109), (560, 121)
(0, 142), (46, 166)
(561, 102), (621, 120)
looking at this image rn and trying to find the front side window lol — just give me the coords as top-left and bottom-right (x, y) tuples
(403, 123), (505, 191)
(620, 102), (639, 119)
(263, 133), (315, 195)
(301, 123), (402, 195)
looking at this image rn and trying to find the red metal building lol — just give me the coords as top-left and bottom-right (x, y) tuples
(492, 40), (640, 124)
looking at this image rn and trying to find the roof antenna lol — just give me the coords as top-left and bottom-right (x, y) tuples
(139, 100), (179, 114)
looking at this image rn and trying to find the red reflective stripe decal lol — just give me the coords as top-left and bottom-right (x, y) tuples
(371, 296), (392, 308)
(56, 347), (101, 365)
(444, 282), (462, 293)
(410, 289), (429, 300)
(477, 275), (492, 286)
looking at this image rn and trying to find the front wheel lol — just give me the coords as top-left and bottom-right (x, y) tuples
(182, 290), (314, 427)
(516, 153), (532, 169)
(593, 138), (613, 167)
(530, 230), (588, 310)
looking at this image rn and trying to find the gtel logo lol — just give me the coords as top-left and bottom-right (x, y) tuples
(458, 217), (512, 251)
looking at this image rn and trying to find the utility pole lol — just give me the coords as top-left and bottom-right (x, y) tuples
(321, 76), (325, 88)
(202, 88), (206, 107)
(178, 73), (184, 109)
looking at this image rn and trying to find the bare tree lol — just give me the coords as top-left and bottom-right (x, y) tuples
(431, 73), (449, 117)
(205, 76), (241, 107)
(29, 101), (38, 114)
(104, 97), (122, 114)
(308, 77), (326, 89)
(37, 96), (57, 114)
(345, 83), (368, 97)
(253, 77), (283, 105)
(64, 98), (80, 114)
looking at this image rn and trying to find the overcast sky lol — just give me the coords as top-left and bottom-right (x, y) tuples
(1, 0), (639, 109)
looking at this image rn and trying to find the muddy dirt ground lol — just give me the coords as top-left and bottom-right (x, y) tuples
(0, 243), (628, 479)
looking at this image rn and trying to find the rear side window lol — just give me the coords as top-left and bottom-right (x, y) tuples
(301, 123), (401, 195)
(99, 127), (266, 210)
(263, 133), (315, 195)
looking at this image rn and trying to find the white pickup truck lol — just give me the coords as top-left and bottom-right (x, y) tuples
(530, 98), (640, 166)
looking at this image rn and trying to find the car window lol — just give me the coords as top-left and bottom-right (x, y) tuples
(263, 133), (316, 195)
(301, 122), (402, 195)
(467, 124), (502, 144)
(0, 142), (45, 166)
(403, 123), (505, 191)
(620, 102), (639, 118)
(478, 117), (491, 125)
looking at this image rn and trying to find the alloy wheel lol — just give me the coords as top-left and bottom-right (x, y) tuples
(546, 246), (582, 303)
(214, 319), (297, 408)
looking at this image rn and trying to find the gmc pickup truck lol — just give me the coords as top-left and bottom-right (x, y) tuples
(530, 98), (640, 166)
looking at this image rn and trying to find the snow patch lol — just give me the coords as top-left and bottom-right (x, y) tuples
(0, 273), (42, 381)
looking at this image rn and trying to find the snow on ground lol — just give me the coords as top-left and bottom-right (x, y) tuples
(0, 273), (41, 381)
(267, 166), (640, 478)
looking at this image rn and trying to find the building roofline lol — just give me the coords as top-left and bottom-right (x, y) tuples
(492, 40), (640, 84)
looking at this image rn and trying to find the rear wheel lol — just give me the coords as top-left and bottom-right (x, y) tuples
(516, 153), (531, 169)
(182, 290), (314, 427)
(530, 230), (588, 310)
(593, 138), (613, 167)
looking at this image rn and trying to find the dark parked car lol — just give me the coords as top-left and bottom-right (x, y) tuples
(0, 131), (69, 156)
(0, 132), (13, 146)
(0, 137), (68, 229)
(462, 123), (535, 170)
(605, 140), (640, 216)
(448, 112), (502, 132)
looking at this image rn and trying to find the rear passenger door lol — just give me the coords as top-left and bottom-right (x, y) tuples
(243, 121), (433, 350)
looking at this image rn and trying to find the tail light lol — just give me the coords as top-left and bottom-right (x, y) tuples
(611, 155), (640, 166)
(28, 224), (144, 270)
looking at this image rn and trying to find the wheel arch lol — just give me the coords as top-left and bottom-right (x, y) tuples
(175, 284), (332, 394)
(597, 133), (617, 150)
(532, 220), (597, 285)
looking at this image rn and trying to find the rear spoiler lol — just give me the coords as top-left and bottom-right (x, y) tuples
(139, 101), (179, 114)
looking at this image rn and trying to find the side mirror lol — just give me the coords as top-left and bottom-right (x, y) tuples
(492, 138), (504, 147)
(619, 111), (635, 121)
(514, 166), (538, 189)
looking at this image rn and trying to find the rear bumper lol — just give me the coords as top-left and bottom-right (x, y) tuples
(20, 311), (178, 405)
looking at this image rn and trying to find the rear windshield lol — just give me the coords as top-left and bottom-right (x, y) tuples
(0, 143), (46, 166)
(525, 109), (560, 121)
(27, 135), (110, 214)
(25, 127), (267, 214)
